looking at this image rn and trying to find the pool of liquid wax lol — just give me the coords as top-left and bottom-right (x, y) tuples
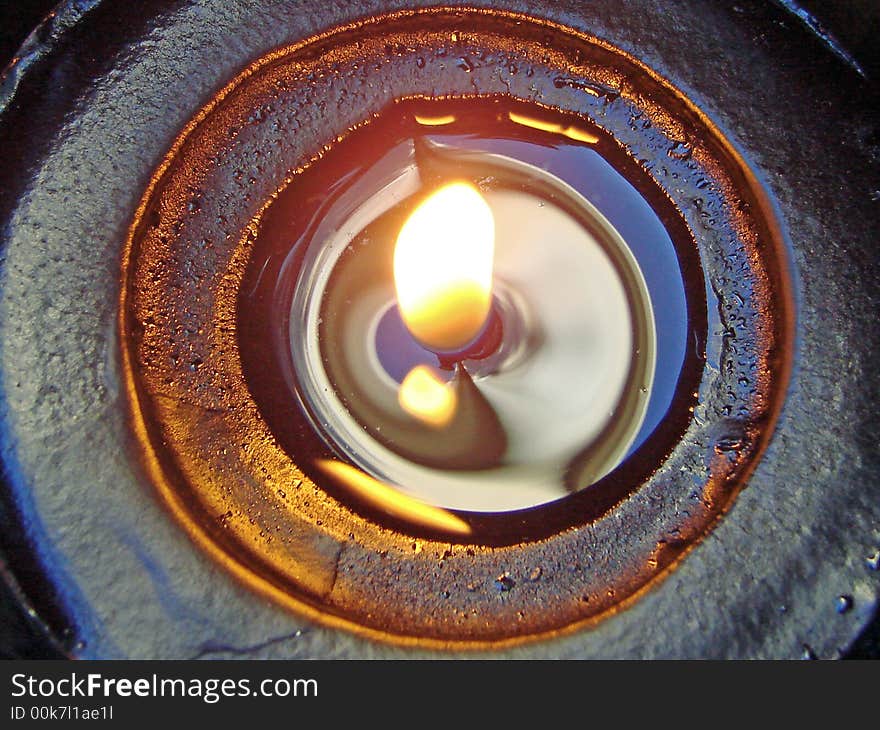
(309, 143), (654, 500)
(413, 116), (690, 453)
(237, 96), (706, 519)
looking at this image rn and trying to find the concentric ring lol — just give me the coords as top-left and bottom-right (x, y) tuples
(119, 8), (793, 646)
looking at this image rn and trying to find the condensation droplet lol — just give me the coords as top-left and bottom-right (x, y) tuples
(714, 437), (742, 454)
(552, 76), (620, 101)
(667, 140), (693, 160)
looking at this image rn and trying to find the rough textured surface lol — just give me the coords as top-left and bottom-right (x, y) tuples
(119, 10), (788, 644)
(0, 0), (878, 658)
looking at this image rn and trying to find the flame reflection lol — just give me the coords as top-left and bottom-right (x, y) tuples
(398, 365), (458, 428)
(316, 459), (471, 535)
(414, 114), (457, 126)
(508, 111), (599, 144)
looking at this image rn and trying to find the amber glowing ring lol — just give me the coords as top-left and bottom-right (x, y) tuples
(120, 9), (792, 646)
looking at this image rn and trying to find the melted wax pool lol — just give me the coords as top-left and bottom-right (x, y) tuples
(238, 97), (703, 515)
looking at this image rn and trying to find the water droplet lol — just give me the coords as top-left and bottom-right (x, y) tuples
(494, 573), (515, 592)
(277, 489), (286, 499)
(714, 437), (742, 454)
(415, 56), (425, 69)
(835, 594), (853, 614)
(527, 566), (542, 582)
(667, 140), (693, 160)
(440, 590), (451, 599)
(457, 57), (474, 73)
(866, 550), (880, 570)
(552, 76), (620, 101)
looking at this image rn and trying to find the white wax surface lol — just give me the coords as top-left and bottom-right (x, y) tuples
(343, 189), (641, 512)
(478, 189), (632, 467)
(292, 148), (655, 513)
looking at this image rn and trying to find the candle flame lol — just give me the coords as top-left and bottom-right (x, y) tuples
(394, 182), (495, 351)
(397, 365), (457, 428)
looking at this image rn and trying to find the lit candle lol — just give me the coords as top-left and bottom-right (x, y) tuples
(240, 99), (675, 518)
(285, 135), (654, 513)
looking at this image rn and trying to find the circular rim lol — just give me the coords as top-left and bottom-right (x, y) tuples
(1, 0), (877, 658)
(120, 8), (791, 645)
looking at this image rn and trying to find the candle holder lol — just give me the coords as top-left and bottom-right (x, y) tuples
(6, 0), (879, 660)
(115, 8), (793, 646)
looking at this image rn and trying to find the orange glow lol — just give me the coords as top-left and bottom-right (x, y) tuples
(393, 182), (494, 351)
(508, 111), (599, 144)
(414, 114), (457, 126)
(397, 365), (457, 427)
(316, 460), (471, 535)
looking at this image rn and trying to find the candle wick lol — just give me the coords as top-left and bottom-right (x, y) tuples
(435, 301), (504, 370)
